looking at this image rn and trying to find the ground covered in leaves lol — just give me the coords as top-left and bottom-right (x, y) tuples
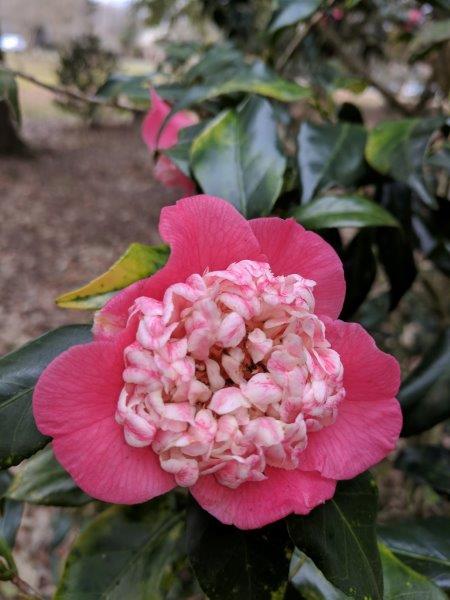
(0, 119), (176, 354)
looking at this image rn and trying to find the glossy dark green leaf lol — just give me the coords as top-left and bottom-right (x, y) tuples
(341, 230), (377, 320)
(379, 543), (446, 599)
(427, 144), (450, 174)
(365, 117), (445, 208)
(288, 551), (348, 599)
(6, 446), (91, 506)
(186, 499), (292, 600)
(172, 60), (310, 111)
(378, 518), (450, 590)
(95, 74), (152, 107)
(399, 329), (450, 436)
(269, 0), (322, 33)
(191, 96), (286, 218)
(287, 472), (383, 599)
(395, 445), (450, 496)
(163, 121), (210, 176)
(298, 121), (367, 203)
(0, 473), (20, 582)
(0, 472), (22, 548)
(183, 44), (245, 83)
(0, 500), (22, 549)
(375, 182), (417, 310)
(410, 19), (450, 59)
(55, 498), (184, 600)
(413, 196), (450, 276)
(429, 240), (450, 277)
(0, 325), (92, 468)
(293, 195), (398, 229)
(0, 537), (17, 581)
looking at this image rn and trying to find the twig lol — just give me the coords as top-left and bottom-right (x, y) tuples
(4, 68), (145, 115)
(318, 25), (414, 116)
(276, 0), (337, 72)
(11, 574), (45, 600)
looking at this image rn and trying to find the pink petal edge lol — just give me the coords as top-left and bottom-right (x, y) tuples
(191, 468), (336, 529)
(154, 154), (197, 195)
(300, 319), (402, 479)
(142, 89), (196, 151)
(250, 217), (346, 319)
(95, 195), (265, 339)
(33, 336), (175, 504)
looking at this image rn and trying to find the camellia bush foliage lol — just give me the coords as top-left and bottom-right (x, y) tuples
(1, 1), (450, 599)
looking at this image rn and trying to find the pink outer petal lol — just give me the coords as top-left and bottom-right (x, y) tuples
(33, 336), (175, 504)
(154, 155), (197, 195)
(300, 319), (402, 480)
(191, 468), (336, 529)
(142, 90), (196, 151)
(95, 195), (265, 340)
(250, 217), (345, 319)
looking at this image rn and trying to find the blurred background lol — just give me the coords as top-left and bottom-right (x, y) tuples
(0, 1), (449, 597)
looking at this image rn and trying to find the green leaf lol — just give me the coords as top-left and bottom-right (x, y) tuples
(269, 0), (322, 33)
(288, 551), (348, 599)
(395, 445), (450, 497)
(379, 543), (446, 599)
(410, 19), (450, 59)
(365, 117), (445, 208)
(378, 518), (450, 590)
(0, 325), (92, 468)
(163, 121), (210, 176)
(56, 243), (169, 310)
(427, 144), (450, 174)
(287, 472), (383, 599)
(6, 446), (91, 507)
(292, 195), (398, 229)
(173, 60), (310, 109)
(191, 96), (286, 218)
(375, 182), (417, 310)
(0, 68), (21, 125)
(0, 500), (22, 550)
(399, 329), (450, 436)
(55, 498), (185, 600)
(186, 499), (292, 600)
(0, 537), (17, 581)
(298, 121), (367, 203)
(0, 472), (20, 582)
(0, 472), (23, 548)
(341, 230), (377, 320)
(95, 74), (152, 107)
(183, 44), (245, 84)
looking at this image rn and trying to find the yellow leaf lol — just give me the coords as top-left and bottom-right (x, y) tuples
(56, 243), (169, 310)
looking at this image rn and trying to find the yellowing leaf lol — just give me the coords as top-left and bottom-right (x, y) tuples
(56, 243), (169, 310)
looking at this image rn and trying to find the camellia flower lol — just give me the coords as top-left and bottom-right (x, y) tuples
(34, 195), (402, 529)
(142, 90), (197, 194)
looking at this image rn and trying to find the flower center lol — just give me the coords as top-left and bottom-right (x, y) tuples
(116, 260), (345, 488)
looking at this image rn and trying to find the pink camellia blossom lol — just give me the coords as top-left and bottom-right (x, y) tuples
(405, 8), (425, 31)
(33, 195), (402, 529)
(142, 89), (197, 194)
